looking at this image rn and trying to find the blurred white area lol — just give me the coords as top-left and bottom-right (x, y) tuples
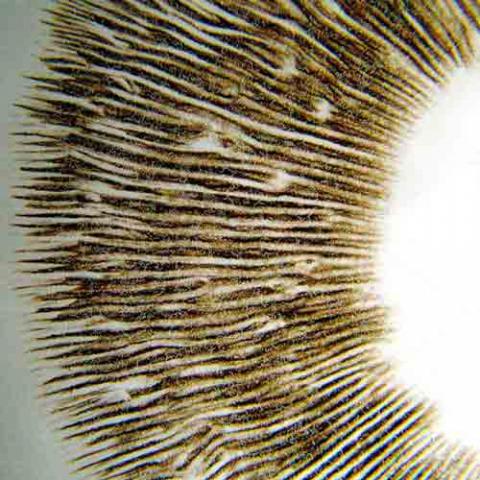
(380, 62), (480, 449)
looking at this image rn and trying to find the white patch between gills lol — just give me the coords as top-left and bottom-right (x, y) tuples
(99, 376), (156, 405)
(277, 53), (298, 78)
(257, 315), (286, 333)
(268, 169), (295, 191)
(185, 118), (234, 152)
(186, 130), (223, 151)
(313, 98), (333, 122)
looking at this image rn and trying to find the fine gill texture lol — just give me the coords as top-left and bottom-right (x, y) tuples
(14, 1), (480, 479)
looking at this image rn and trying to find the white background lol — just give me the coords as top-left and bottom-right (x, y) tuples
(0, 1), (71, 478)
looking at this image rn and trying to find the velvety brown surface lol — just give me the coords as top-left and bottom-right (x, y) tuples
(13, 1), (480, 479)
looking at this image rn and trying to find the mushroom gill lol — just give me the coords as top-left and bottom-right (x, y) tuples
(14, 0), (480, 479)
